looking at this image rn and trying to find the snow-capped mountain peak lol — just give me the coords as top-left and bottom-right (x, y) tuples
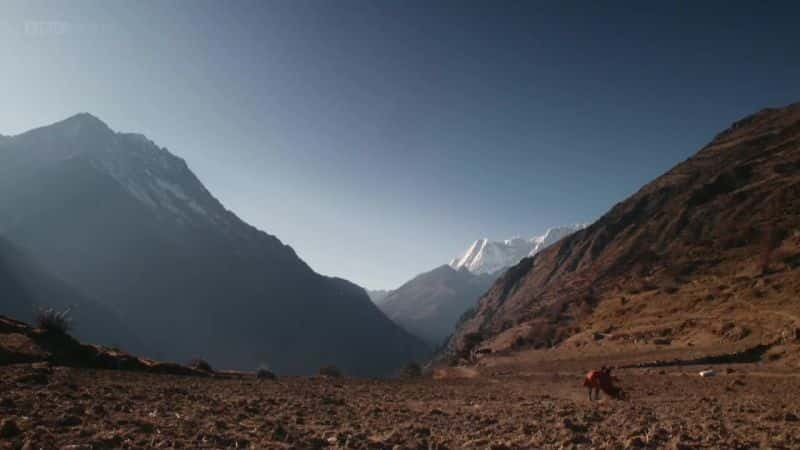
(449, 224), (586, 274)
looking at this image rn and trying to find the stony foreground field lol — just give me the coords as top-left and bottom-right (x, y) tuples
(1, 362), (800, 449)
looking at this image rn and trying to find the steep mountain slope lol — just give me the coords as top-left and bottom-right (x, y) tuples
(449, 226), (585, 275)
(0, 236), (142, 351)
(450, 103), (800, 360)
(378, 266), (496, 347)
(0, 114), (428, 375)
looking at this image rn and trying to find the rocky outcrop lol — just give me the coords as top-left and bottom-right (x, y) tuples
(0, 315), (203, 375)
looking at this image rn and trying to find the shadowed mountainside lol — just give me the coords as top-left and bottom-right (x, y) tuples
(0, 236), (143, 352)
(378, 265), (496, 347)
(0, 114), (428, 376)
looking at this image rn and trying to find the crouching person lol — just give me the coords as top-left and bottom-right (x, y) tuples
(583, 366), (625, 400)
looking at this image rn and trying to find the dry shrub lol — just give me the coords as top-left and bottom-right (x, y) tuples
(319, 365), (342, 378)
(188, 358), (213, 372)
(459, 332), (483, 358)
(577, 300), (594, 318)
(526, 321), (557, 348)
(399, 361), (422, 379)
(257, 367), (276, 380)
(760, 226), (785, 274)
(36, 308), (72, 334)
(780, 248), (800, 269)
(660, 278), (681, 294)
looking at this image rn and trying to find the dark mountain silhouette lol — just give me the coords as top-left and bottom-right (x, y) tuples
(0, 236), (142, 351)
(449, 102), (800, 359)
(0, 114), (428, 375)
(379, 265), (496, 347)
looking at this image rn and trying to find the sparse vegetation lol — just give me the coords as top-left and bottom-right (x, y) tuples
(444, 354), (461, 367)
(257, 363), (276, 380)
(459, 331), (483, 359)
(35, 307), (72, 334)
(257, 368), (276, 380)
(399, 361), (422, 379)
(760, 226), (786, 274)
(456, 307), (476, 326)
(526, 321), (557, 349)
(188, 358), (213, 372)
(318, 365), (342, 378)
(659, 276), (681, 294)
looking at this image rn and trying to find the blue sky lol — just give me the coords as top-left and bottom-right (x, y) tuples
(2, 1), (800, 289)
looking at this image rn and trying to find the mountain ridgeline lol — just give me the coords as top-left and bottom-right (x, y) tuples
(0, 114), (428, 376)
(449, 102), (800, 359)
(449, 226), (585, 275)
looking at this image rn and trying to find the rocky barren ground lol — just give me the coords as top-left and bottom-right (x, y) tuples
(1, 359), (800, 449)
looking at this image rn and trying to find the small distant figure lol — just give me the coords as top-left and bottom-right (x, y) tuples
(583, 366), (624, 400)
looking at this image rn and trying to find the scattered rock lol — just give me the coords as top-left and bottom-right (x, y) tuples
(414, 426), (431, 437)
(490, 444), (512, 450)
(722, 325), (750, 342)
(257, 368), (276, 380)
(188, 358), (213, 373)
(0, 418), (21, 438)
(625, 436), (646, 448)
(90, 431), (124, 448)
(561, 418), (588, 433)
(16, 372), (49, 385)
(321, 396), (345, 406)
(272, 424), (288, 441)
(0, 398), (16, 410)
(56, 415), (82, 428)
(136, 421), (155, 433)
(31, 361), (53, 374)
(318, 365), (342, 378)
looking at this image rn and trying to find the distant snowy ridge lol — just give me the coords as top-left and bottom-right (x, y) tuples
(449, 225), (586, 274)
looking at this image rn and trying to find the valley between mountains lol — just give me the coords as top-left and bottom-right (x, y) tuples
(2, 102), (800, 449)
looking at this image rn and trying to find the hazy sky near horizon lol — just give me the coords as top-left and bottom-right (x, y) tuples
(2, 1), (800, 289)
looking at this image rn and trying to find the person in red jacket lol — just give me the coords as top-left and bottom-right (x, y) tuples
(583, 366), (623, 400)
